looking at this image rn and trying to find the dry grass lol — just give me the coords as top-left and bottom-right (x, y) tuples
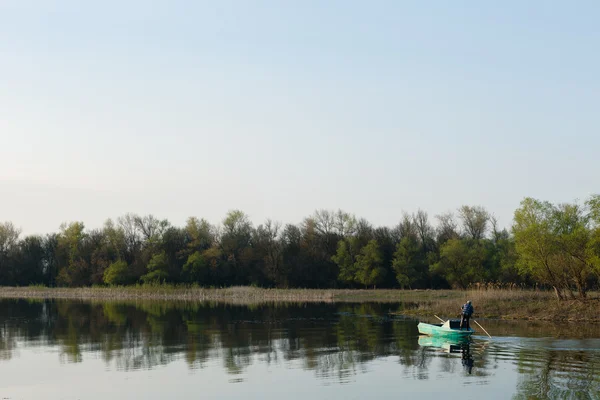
(0, 285), (598, 321)
(399, 288), (600, 322)
(0, 285), (338, 303)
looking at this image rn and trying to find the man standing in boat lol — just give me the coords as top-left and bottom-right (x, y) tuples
(460, 300), (473, 330)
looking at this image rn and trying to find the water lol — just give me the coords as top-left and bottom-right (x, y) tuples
(0, 299), (598, 399)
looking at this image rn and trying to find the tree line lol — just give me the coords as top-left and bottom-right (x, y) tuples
(0, 195), (599, 299)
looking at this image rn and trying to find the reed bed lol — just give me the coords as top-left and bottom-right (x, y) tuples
(0, 285), (339, 303)
(0, 286), (598, 321)
(401, 288), (600, 322)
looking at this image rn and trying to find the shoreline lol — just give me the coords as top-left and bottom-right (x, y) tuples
(1, 286), (599, 322)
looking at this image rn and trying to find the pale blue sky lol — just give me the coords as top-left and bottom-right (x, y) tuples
(1, 1), (598, 235)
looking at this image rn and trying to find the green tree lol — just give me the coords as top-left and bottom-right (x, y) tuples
(182, 251), (210, 284)
(141, 252), (169, 283)
(332, 238), (359, 285)
(185, 217), (214, 254)
(513, 198), (567, 300)
(431, 239), (486, 289)
(513, 197), (600, 300)
(55, 222), (88, 287)
(355, 240), (386, 288)
(552, 202), (594, 298)
(392, 236), (421, 289)
(221, 210), (253, 284)
(587, 195), (600, 277)
(103, 260), (129, 285)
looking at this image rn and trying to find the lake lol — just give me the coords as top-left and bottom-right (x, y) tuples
(0, 299), (598, 399)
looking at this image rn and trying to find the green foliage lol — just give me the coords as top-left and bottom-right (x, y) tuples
(355, 240), (386, 288)
(0, 199), (599, 293)
(103, 260), (129, 286)
(183, 251), (210, 284)
(55, 222), (88, 287)
(392, 237), (421, 289)
(587, 194), (600, 224)
(332, 239), (358, 284)
(587, 228), (600, 277)
(431, 239), (486, 289)
(185, 217), (214, 252)
(141, 252), (169, 283)
(513, 197), (598, 299)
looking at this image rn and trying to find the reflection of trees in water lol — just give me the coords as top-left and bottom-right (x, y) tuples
(513, 347), (600, 399)
(0, 330), (17, 360)
(0, 299), (598, 393)
(0, 300), (409, 379)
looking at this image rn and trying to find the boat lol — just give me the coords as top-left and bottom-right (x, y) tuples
(417, 318), (475, 339)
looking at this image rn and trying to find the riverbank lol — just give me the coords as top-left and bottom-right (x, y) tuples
(1, 286), (598, 322)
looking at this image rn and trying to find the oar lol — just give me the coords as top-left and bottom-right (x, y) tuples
(473, 319), (492, 338)
(434, 315), (446, 323)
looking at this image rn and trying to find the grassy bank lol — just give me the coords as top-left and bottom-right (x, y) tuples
(396, 289), (600, 322)
(0, 286), (598, 322)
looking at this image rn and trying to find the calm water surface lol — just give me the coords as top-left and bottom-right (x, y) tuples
(0, 299), (598, 399)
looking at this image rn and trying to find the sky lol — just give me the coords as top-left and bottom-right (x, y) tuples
(1, 0), (599, 235)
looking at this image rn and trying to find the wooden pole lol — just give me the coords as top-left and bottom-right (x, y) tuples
(434, 315), (445, 323)
(473, 319), (492, 338)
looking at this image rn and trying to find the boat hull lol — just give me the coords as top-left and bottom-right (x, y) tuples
(417, 322), (475, 339)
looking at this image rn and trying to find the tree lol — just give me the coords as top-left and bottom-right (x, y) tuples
(392, 236), (421, 289)
(333, 210), (357, 237)
(431, 239), (486, 289)
(0, 222), (20, 254)
(313, 209), (335, 236)
(117, 214), (143, 263)
(161, 226), (187, 281)
(134, 214), (170, 244)
(55, 222), (88, 287)
(551, 202), (596, 298)
(103, 260), (129, 285)
(587, 195), (600, 278)
(513, 198), (567, 300)
(435, 212), (459, 245)
(0, 222), (21, 284)
(13, 235), (47, 285)
(413, 210), (434, 250)
(221, 210), (253, 284)
(458, 206), (490, 240)
(182, 251), (210, 284)
(184, 217), (214, 254)
(355, 240), (386, 288)
(141, 252), (169, 283)
(253, 220), (284, 286)
(202, 247), (225, 284)
(332, 238), (359, 285)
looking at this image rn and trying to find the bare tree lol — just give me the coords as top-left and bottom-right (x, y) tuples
(133, 214), (170, 242)
(0, 222), (20, 255)
(458, 205), (490, 240)
(435, 212), (459, 244)
(413, 210), (434, 246)
(313, 209), (335, 236)
(334, 210), (357, 237)
(396, 212), (417, 240)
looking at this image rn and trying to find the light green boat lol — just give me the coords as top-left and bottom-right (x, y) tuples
(417, 319), (475, 339)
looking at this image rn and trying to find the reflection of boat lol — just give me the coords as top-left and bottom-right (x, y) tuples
(418, 319), (475, 339)
(418, 335), (470, 353)
(418, 335), (475, 374)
